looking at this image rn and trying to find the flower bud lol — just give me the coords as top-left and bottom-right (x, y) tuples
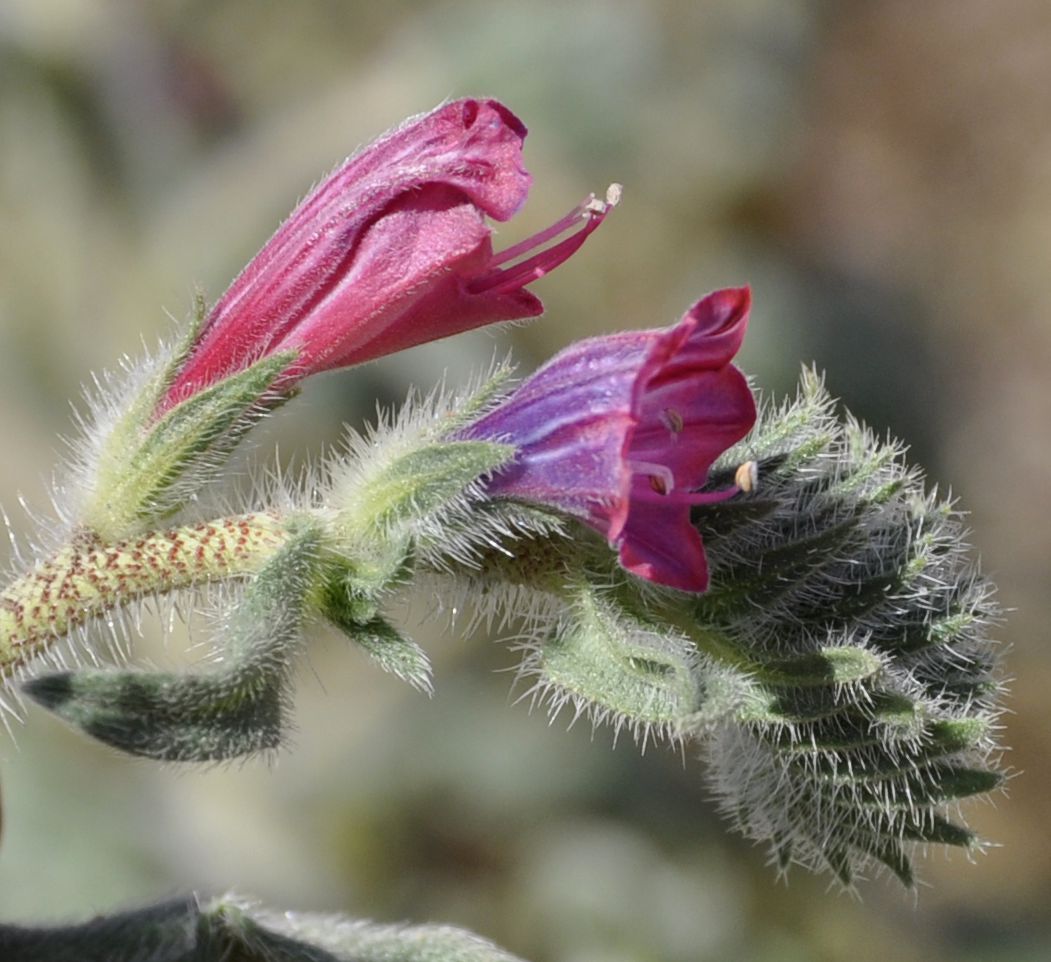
(160, 98), (614, 414)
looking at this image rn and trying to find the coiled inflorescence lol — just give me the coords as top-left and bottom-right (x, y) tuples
(2, 362), (1004, 889)
(496, 369), (1004, 887)
(696, 370), (1002, 884)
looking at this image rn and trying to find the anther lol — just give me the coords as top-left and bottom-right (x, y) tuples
(660, 408), (684, 434)
(735, 460), (758, 493)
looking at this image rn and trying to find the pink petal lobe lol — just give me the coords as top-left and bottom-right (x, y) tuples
(616, 500), (710, 593)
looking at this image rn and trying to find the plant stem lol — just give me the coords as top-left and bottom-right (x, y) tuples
(0, 513), (289, 680)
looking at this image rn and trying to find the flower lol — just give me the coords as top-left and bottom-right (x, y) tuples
(159, 98), (614, 414)
(461, 288), (756, 592)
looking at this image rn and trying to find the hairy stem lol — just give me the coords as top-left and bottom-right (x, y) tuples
(24, 519), (326, 761)
(0, 513), (289, 679)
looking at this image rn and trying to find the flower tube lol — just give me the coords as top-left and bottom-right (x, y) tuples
(461, 288), (756, 592)
(159, 98), (614, 414)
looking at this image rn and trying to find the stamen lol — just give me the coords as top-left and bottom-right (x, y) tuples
(633, 480), (742, 507)
(630, 460), (675, 495)
(659, 407), (684, 435)
(467, 184), (621, 296)
(735, 460), (758, 493)
(486, 203), (595, 269)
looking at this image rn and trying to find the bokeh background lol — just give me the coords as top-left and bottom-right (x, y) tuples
(1, 1), (1049, 960)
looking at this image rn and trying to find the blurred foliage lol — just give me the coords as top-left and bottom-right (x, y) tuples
(1, 1), (1049, 960)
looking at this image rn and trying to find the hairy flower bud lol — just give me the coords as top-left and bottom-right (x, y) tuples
(160, 98), (614, 414)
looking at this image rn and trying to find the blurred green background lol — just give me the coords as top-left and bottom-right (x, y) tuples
(1, 1), (1049, 960)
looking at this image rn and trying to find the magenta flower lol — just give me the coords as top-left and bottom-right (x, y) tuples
(159, 98), (613, 414)
(462, 288), (756, 592)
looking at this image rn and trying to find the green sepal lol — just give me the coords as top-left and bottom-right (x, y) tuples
(823, 845), (855, 888)
(738, 684), (922, 729)
(340, 439), (514, 537)
(435, 359), (517, 434)
(695, 515), (860, 619)
(138, 289), (212, 414)
(166, 289), (210, 386)
(760, 714), (989, 760)
(757, 644), (883, 688)
(852, 763), (1003, 809)
(785, 726), (991, 784)
(866, 840), (914, 888)
(90, 294), (212, 479)
(540, 583), (743, 733)
(894, 607), (985, 654)
(85, 349), (297, 538)
(327, 539), (416, 622)
(900, 813), (977, 848)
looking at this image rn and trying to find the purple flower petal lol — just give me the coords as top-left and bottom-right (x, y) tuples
(464, 287), (756, 592)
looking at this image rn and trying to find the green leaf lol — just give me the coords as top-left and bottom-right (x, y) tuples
(0, 893), (529, 962)
(325, 608), (433, 694)
(204, 896), (529, 962)
(23, 519), (324, 761)
(0, 896), (200, 962)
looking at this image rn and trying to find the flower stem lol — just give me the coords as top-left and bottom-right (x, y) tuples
(0, 513), (289, 680)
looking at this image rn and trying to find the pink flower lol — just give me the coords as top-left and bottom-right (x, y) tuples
(159, 98), (613, 414)
(462, 288), (756, 592)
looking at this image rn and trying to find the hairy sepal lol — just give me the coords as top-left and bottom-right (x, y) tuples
(522, 580), (748, 747)
(335, 439), (514, 539)
(321, 374), (519, 615)
(321, 578), (433, 693)
(686, 369), (1005, 886)
(82, 350), (295, 540)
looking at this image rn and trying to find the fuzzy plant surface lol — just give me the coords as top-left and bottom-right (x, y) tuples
(0, 365), (1005, 958)
(421, 368), (1005, 886)
(1, 363), (1004, 884)
(0, 894), (527, 962)
(0, 95), (1007, 962)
